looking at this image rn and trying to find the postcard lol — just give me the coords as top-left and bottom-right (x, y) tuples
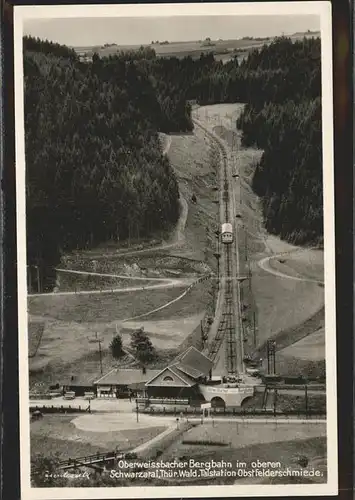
(14, 2), (337, 498)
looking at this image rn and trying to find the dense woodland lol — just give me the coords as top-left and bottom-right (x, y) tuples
(24, 35), (322, 290)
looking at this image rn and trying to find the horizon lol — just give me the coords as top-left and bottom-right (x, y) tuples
(24, 15), (320, 48)
(69, 29), (321, 50)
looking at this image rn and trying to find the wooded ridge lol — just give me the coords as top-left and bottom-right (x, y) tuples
(24, 35), (322, 290)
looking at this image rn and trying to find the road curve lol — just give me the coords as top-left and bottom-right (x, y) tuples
(258, 254), (324, 285)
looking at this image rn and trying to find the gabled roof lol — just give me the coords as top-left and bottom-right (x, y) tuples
(172, 362), (204, 379)
(145, 347), (213, 387)
(173, 346), (213, 378)
(168, 365), (197, 386)
(145, 366), (196, 387)
(94, 369), (160, 386)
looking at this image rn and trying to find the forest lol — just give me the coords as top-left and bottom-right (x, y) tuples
(24, 35), (322, 290)
(24, 38), (181, 290)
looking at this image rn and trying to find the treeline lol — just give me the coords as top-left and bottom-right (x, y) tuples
(24, 38), (180, 290)
(23, 36), (78, 61)
(236, 38), (322, 244)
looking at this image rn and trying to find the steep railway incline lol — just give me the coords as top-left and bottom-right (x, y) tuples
(193, 116), (244, 376)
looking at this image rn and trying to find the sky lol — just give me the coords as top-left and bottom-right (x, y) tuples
(23, 15), (320, 47)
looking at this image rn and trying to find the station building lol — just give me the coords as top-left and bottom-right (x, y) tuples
(144, 346), (214, 403)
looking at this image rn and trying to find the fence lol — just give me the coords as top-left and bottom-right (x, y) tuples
(30, 404), (90, 414)
(31, 450), (125, 475)
(140, 405), (326, 418)
(29, 393), (53, 400)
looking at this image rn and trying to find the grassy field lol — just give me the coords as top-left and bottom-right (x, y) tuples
(56, 271), (162, 293)
(30, 414), (166, 460)
(279, 329), (325, 361)
(252, 269), (324, 348)
(271, 250), (324, 283)
(28, 286), (189, 382)
(61, 252), (209, 277)
(28, 321), (45, 358)
(242, 389), (326, 413)
(161, 422), (326, 484)
(167, 127), (219, 264)
(28, 287), (185, 323)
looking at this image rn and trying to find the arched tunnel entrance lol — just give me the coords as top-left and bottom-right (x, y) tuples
(210, 396), (226, 409)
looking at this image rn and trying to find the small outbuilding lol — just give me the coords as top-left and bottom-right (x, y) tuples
(62, 375), (96, 397)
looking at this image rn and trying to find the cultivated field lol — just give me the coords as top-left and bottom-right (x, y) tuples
(78, 32), (320, 63)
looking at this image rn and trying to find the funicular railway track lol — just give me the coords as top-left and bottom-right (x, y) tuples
(193, 116), (242, 376)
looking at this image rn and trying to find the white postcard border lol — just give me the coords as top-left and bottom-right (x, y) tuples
(14, 2), (337, 499)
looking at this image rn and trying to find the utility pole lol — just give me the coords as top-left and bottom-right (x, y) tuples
(135, 398), (139, 423)
(248, 262), (252, 292)
(35, 265), (41, 293)
(245, 230), (248, 262)
(98, 339), (103, 375)
(267, 340), (276, 375)
(253, 311), (256, 348)
(305, 385), (308, 416)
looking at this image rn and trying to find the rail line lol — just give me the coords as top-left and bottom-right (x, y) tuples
(193, 116), (243, 375)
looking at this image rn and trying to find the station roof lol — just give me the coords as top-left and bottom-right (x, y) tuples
(94, 369), (161, 386)
(146, 347), (213, 387)
(172, 346), (213, 379)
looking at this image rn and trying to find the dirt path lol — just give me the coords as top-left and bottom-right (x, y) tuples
(28, 278), (192, 298)
(132, 425), (176, 454)
(120, 279), (202, 323)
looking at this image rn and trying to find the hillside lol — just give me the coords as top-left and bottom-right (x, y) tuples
(236, 38), (322, 244)
(24, 37), (180, 291)
(25, 35), (323, 292)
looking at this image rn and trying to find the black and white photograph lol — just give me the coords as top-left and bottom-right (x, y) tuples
(14, 2), (337, 498)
